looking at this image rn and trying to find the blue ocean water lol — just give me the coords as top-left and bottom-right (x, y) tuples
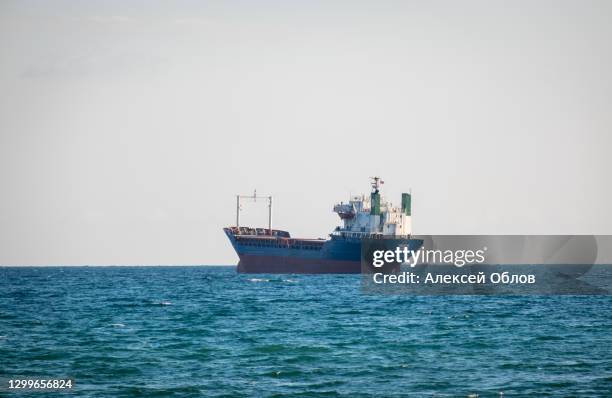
(1, 266), (611, 397)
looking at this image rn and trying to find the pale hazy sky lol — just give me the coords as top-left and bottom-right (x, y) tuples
(1, 1), (611, 265)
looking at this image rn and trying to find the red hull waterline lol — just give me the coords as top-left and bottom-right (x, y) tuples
(237, 254), (361, 274)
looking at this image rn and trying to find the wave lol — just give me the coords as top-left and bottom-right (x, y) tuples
(248, 278), (269, 283)
(248, 278), (297, 283)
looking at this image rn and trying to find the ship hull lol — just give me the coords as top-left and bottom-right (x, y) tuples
(224, 228), (421, 274)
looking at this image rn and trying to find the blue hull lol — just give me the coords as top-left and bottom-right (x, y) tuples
(224, 229), (422, 274)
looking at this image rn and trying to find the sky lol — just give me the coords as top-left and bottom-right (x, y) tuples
(1, 0), (611, 265)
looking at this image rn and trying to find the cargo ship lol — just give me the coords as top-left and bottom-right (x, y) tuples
(224, 177), (423, 273)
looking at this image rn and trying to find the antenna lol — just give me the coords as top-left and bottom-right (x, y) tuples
(370, 176), (384, 192)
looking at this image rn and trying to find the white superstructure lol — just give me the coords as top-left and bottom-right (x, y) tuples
(332, 177), (412, 238)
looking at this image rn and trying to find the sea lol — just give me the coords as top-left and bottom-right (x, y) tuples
(1, 266), (611, 397)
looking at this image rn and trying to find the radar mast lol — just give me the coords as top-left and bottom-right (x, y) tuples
(370, 176), (384, 193)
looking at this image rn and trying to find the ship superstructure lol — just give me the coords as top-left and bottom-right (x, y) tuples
(332, 177), (412, 239)
(224, 177), (421, 273)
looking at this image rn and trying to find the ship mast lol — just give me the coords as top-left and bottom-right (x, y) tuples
(235, 190), (273, 235)
(370, 176), (384, 192)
